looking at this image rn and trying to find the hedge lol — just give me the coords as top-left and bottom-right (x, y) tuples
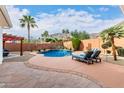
(71, 37), (81, 51)
(117, 48), (124, 57)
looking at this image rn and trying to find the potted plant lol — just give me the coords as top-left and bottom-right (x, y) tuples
(106, 50), (111, 55)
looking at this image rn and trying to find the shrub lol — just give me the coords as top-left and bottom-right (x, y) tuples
(117, 48), (124, 57)
(45, 37), (62, 42)
(106, 50), (111, 54)
(101, 43), (109, 49)
(101, 41), (112, 49)
(45, 38), (53, 42)
(71, 37), (81, 51)
(115, 46), (123, 50)
(57, 39), (63, 42)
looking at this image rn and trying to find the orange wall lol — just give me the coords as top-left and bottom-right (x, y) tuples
(80, 38), (105, 54)
(80, 38), (100, 50)
(5, 38), (124, 53)
(64, 38), (124, 54)
(63, 38), (101, 51)
(63, 41), (74, 50)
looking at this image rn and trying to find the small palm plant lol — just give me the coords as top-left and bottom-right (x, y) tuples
(100, 26), (124, 61)
(19, 15), (38, 43)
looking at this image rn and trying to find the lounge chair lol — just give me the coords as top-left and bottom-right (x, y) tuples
(91, 50), (101, 62)
(72, 48), (101, 64)
(78, 48), (99, 56)
(72, 51), (93, 64)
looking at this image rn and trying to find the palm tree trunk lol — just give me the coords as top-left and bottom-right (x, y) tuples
(27, 24), (30, 43)
(111, 37), (117, 61)
(27, 24), (32, 51)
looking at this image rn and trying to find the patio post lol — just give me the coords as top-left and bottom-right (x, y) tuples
(20, 39), (23, 56)
(0, 27), (3, 64)
(3, 41), (5, 49)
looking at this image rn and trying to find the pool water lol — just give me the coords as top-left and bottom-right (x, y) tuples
(41, 50), (72, 57)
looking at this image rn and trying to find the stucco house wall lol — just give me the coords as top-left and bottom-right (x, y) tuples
(0, 6), (12, 64)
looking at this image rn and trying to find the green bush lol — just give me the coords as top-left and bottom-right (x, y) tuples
(101, 41), (112, 49)
(106, 50), (111, 54)
(45, 37), (62, 42)
(115, 46), (123, 50)
(117, 48), (124, 57)
(45, 38), (52, 42)
(71, 37), (81, 51)
(101, 43), (109, 49)
(57, 39), (63, 42)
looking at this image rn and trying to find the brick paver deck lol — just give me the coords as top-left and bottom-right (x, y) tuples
(0, 62), (100, 88)
(27, 54), (124, 88)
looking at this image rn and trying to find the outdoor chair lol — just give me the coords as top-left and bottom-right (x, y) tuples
(72, 50), (94, 64)
(79, 48), (99, 56)
(91, 50), (101, 63)
(72, 48), (101, 64)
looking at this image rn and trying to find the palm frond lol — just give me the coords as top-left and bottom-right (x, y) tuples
(100, 25), (124, 42)
(19, 15), (38, 28)
(20, 23), (25, 27)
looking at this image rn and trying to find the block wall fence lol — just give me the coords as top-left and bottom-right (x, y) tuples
(4, 38), (124, 54)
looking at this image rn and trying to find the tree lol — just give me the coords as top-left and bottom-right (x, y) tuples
(62, 29), (66, 34)
(71, 30), (90, 40)
(66, 29), (69, 34)
(71, 37), (81, 51)
(62, 29), (69, 34)
(100, 26), (124, 61)
(42, 31), (49, 37)
(79, 31), (90, 40)
(71, 30), (90, 51)
(71, 30), (79, 38)
(19, 15), (37, 43)
(45, 37), (62, 43)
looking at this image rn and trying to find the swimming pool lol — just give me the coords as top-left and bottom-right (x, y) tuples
(41, 50), (72, 57)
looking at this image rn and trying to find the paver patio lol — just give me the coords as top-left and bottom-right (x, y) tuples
(0, 62), (101, 88)
(27, 53), (124, 88)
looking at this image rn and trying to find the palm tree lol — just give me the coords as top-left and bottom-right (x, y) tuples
(62, 29), (69, 34)
(66, 29), (69, 34)
(19, 15), (37, 43)
(62, 29), (65, 34)
(100, 26), (124, 61)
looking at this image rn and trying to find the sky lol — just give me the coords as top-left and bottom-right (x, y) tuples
(3, 5), (124, 39)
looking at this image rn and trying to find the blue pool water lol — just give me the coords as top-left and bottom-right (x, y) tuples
(41, 50), (72, 57)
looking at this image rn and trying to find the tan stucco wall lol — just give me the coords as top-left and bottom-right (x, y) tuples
(63, 41), (74, 50)
(64, 38), (124, 54)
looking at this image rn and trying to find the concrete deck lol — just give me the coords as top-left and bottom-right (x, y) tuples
(27, 54), (124, 88)
(0, 62), (101, 88)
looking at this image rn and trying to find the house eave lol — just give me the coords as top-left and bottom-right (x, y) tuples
(0, 5), (12, 28)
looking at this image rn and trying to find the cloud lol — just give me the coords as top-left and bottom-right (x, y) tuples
(99, 7), (109, 12)
(22, 9), (30, 15)
(3, 6), (32, 38)
(3, 5), (124, 39)
(36, 8), (123, 34)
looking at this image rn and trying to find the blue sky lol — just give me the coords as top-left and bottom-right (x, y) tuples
(4, 5), (124, 38)
(16, 5), (123, 19)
